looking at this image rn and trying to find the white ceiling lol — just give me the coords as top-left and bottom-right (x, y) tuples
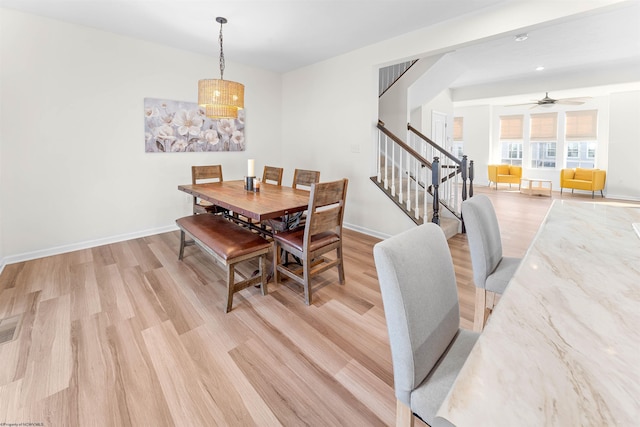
(1, 0), (639, 103)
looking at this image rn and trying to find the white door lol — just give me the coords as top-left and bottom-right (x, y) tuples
(431, 110), (448, 152)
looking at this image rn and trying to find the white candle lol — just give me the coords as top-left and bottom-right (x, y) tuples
(248, 159), (255, 177)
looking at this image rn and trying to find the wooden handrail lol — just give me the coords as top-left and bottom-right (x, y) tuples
(377, 121), (432, 169)
(407, 123), (461, 165)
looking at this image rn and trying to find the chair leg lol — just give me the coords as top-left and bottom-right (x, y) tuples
(303, 256), (312, 305)
(474, 287), (488, 332)
(178, 230), (186, 260)
(273, 243), (281, 285)
(601, 189), (604, 198)
(396, 400), (415, 427)
(259, 254), (268, 296)
(337, 244), (345, 284)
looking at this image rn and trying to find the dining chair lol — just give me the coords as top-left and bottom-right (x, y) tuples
(266, 168), (321, 233)
(191, 165), (224, 214)
(373, 223), (479, 427)
(286, 168), (321, 229)
(461, 194), (521, 331)
(262, 165), (284, 185)
(273, 178), (348, 305)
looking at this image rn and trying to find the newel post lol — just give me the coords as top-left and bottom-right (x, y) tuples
(432, 157), (440, 225)
(469, 160), (475, 198)
(461, 155), (468, 202)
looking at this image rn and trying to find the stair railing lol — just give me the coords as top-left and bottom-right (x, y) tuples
(375, 121), (473, 225)
(407, 123), (473, 219)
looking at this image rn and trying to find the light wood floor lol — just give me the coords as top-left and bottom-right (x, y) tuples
(0, 186), (631, 426)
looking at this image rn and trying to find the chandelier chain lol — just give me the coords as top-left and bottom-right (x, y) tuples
(218, 20), (225, 80)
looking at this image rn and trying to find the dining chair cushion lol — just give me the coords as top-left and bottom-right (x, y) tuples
(410, 329), (478, 427)
(485, 256), (521, 294)
(273, 229), (340, 253)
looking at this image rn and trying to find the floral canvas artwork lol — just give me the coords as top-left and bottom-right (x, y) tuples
(144, 98), (245, 152)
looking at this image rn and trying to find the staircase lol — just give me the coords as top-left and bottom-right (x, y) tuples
(372, 121), (474, 239)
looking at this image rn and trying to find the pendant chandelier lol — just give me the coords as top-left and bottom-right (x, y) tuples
(198, 17), (244, 119)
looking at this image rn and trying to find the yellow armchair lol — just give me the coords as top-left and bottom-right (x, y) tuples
(560, 168), (606, 198)
(488, 164), (522, 190)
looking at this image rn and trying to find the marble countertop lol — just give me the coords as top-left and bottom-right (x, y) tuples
(437, 200), (640, 426)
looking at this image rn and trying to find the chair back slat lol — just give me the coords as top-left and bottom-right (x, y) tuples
(292, 169), (320, 190)
(192, 165), (223, 184)
(308, 207), (341, 235)
(262, 166), (284, 185)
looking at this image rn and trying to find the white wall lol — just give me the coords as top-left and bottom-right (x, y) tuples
(378, 54), (443, 139)
(0, 9), (282, 261)
(454, 105), (492, 185)
(420, 90), (454, 146)
(608, 90), (640, 200)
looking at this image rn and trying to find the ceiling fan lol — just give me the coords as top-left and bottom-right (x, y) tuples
(508, 92), (591, 108)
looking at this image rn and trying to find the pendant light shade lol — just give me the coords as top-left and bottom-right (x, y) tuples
(198, 17), (244, 119)
(198, 79), (244, 119)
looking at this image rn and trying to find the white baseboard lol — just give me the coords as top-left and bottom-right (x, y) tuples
(604, 193), (640, 202)
(343, 222), (390, 240)
(0, 223), (387, 276)
(0, 224), (179, 274)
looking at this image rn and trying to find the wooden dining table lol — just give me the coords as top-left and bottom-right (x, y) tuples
(178, 180), (311, 223)
(437, 199), (640, 426)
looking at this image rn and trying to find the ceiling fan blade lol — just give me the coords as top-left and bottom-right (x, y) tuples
(555, 100), (586, 105)
(557, 96), (591, 102)
(506, 102), (537, 107)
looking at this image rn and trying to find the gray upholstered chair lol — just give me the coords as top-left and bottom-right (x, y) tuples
(461, 194), (521, 331)
(373, 223), (479, 427)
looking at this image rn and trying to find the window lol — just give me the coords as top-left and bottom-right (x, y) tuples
(565, 110), (598, 168)
(499, 115), (523, 165)
(451, 143), (464, 159)
(508, 143), (522, 159)
(529, 113), (557, 169)
(567, 143), (579, 158)
(546, 144), (556, 158)
(453, 117), (463, 141)
(452, 117), (464, 159)
(530, 142), (556, 168)
(566, 142), (596, 168)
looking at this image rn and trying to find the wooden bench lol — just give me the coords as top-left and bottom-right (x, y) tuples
(176, 214), (272, 312)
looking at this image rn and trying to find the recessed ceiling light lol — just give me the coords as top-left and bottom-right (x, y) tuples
(536, 66), (545, 71)
(515, 33), (528, 42)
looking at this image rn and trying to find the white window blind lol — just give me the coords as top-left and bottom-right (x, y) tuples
(566, 110), (598, 140)
(500, 115), (523, 139)
(453, 117), (463, 141)
(530, 112), (558, 141)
